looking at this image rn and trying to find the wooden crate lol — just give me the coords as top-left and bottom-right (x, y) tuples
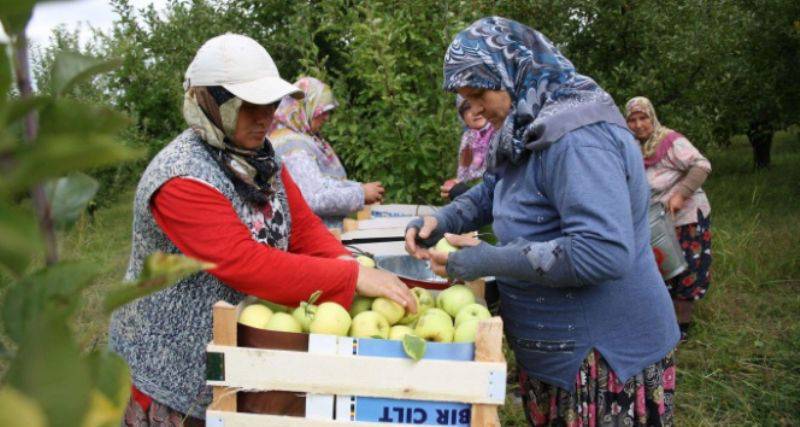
(206, 301), (506, 426)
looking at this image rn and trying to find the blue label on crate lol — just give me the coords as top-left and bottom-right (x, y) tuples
(350, 339), (474, 426)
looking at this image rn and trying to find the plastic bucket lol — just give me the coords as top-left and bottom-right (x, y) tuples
(648, 203), (688, 280)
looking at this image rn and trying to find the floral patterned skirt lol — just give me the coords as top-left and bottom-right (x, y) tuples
(666, 211), (712, 301)
(518, 350), (676, 427)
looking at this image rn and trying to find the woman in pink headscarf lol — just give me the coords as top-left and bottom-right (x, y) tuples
(270, 77), (384, 228)
(625, 96), (713, 340)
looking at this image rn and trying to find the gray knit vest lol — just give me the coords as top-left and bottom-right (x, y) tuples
(109, 129), (291, 418)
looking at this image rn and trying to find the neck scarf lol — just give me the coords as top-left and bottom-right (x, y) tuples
(625, 96), (680, 167)
(443, 17), (626, 169)
(183, 86), (280, 206)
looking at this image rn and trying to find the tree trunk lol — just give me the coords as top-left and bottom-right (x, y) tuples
(747, 124), (773, 169)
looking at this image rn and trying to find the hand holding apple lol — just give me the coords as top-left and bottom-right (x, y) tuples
(429, 233), (482, 278)
(355, 265), (417, 314)
(404, 215), (439, 260)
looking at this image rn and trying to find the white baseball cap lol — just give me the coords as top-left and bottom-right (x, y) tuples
(184, 33), (303, 104)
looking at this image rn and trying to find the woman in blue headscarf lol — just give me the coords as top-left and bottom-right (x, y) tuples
(406, 17), (679, 426)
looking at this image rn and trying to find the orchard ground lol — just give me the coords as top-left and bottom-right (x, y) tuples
(3, 134), (798, 425)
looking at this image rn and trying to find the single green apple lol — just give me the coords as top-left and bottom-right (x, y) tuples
(291, 302), (316, 333)
(423, 307), (453, 324)
(414, 311), (455, 342)
(264, 312), (303, 333)
(398, 287), (434, 325)
(388, 325), (415, 341)
(349, 295), (374, 318)
(434, 237), (459, 253)
(454, 303), (491, 327)
(436, 284), (476, 318)
(309, 302), (352, 336)
(371, 297), (405, 325)
(238, 304), (273, 329)
(356, 255), (376, 268)
(350, 310), (390, 339)
(453, 319), (480, 343)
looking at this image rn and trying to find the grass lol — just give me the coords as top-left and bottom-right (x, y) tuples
(3, 134), (799, 425)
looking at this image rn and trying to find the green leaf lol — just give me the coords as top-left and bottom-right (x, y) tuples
(6, 310), (92, 427)
(402, 334), (426, 361)
(50, 51), (121, 96)
(307, 289), (323, 305)
(0, 42), (11, 109)
(2, 261), (99, 343)
(44, 172), (100, 229)
(104, 252), (215, 313)
(1, 96), (52, 126)
(0, 0), (37, 35)
(0, 386), (46, 427)
(0, 203), (42, 277)
(3, 99), (140, 193)
(83, 351), (131, 427)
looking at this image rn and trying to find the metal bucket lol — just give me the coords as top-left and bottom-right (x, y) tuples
(648, 203), (688, 280)
(374, 254), (453, 290)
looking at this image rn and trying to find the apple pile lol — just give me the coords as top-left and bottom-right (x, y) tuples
(238, 284), (490, 344)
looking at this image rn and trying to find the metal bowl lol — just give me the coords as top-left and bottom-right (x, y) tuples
(374, 254), (453, 290)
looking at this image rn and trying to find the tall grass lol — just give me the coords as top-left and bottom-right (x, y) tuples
(3, 134), (797, 425)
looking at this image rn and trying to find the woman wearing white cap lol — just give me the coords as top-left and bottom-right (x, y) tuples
(109, 34), (416, 424)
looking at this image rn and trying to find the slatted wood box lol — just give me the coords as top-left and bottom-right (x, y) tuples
(205, 300), (506, 426)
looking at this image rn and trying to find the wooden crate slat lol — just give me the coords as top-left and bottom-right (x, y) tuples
(470, 317), (504, 427)
(206, 410), (406, 426)
(206, 344), (506, 405)
(210, 301), (238, 412)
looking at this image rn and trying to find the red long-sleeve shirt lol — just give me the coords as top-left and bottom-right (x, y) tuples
(150, 167), (358, 309)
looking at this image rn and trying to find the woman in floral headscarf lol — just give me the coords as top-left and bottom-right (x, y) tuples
(405, 18), (679, 426)
(270, 77), (384, 228)
(626, 96), (712, 339)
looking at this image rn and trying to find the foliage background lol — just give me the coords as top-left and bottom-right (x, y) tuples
(33, 0), (800, 203)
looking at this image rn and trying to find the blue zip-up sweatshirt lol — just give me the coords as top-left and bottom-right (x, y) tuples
(424, 122), (679, 391)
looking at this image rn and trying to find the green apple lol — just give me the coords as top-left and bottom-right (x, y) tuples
(238, 304), (273, 329)
(309, 302), (352, 336)
(349, 295), (374, 318)
(414, 311), (454, 342)
(356, 255), (376, 268)
(292, 302), (316, 332)
(264, 312), (303, 333)
(423, 308), (453, 323)
(453, 319), (480, 343)
(398, 287), (435, 325)
(371, 297), (405, 325)
(434, 237), (458, 253)
(350, 311), (390, 339)
(436, 284), (476, 317)
(388, 325), (415, 341)
(454, 303), (491, 327)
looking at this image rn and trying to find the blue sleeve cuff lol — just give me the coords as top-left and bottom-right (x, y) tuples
(447, 238), (581, 287)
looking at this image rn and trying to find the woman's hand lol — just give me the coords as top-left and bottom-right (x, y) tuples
(355, 266), (417, 313)
(404, 216), (440, 260)
(428, 233), (481, 277)
(440, 178), (460, 199)
(362, 181), (385, 204)
(667, 193), (685, 218)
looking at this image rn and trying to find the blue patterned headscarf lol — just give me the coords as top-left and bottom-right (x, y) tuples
(444, 17), (626, 167)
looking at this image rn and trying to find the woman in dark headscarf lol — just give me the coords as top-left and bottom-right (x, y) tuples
(406, 18), (679, 426)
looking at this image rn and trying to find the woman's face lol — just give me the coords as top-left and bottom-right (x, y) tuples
(310, 111), (330, 134)
(462, 107), (488, 130)
(232, 101), (278, 150)
(626, 111), (654, 142)
(457, 87), (511, 129)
